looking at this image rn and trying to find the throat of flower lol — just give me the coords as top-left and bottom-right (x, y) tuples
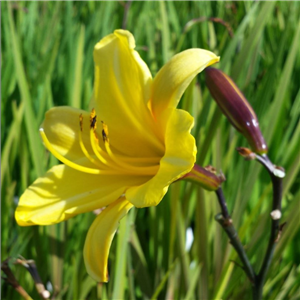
(80, 109), (160, 176)
(39, 110), (159, 176)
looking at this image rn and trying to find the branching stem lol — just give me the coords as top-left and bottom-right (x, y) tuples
(252, 155), (284, 299)
(214, 153), (284, 300)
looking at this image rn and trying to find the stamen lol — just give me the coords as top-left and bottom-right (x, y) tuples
(101, 121), (109, 144)
(88, 110), (115, 167)
(117, 156), (161, 165)
(101, 122), (159, 175)
(90, 108), (97, 130)
(39, 128), (114, 175)
(90, 129), (111, 165)
(79, 113), (83, 131)
(78, 114), (103, 168)
(79, 109), (159, 176)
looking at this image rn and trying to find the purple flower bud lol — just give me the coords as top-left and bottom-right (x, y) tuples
(205, 67), (268, 154)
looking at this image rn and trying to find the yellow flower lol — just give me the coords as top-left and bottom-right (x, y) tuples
(15, 30), (219, 282)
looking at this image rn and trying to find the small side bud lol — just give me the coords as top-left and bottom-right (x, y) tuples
(205, 67), (268, 154)
(236, 147), (256, 160)
(182, 164), (225, 191)
(270, 209), (282, 220)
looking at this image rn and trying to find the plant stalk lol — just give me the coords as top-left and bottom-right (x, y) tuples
(215, 188), (256, 284)
(252, 155), (284, 300)
(214, 152), (284, 300)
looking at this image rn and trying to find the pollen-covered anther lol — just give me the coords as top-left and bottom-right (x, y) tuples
(79, 114), (83, 131)
(90, 108), (97, 130)
(101, 121), (109, 144)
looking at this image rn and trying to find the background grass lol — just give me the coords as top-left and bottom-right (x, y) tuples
(1, 1), (300, 299)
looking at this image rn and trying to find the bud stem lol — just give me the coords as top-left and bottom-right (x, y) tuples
(252, 154), (284, 300)
(213, 151), (284, 300)
(214, 188), (256, 284)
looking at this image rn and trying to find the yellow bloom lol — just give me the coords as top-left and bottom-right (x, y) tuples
(15, 30), (219, 282)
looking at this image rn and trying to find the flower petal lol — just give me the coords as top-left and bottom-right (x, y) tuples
(93, 29), (164, 158)
(42, 106), (93, 161)
(15, 164), (148, 226)
(83, 197), (133, 282)
(151, 49), (219, 117)
(126, 108), (196, 207)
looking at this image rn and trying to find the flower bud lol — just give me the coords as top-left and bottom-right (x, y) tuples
(205, 67), (268, 154)
(182, 164), (225, 191)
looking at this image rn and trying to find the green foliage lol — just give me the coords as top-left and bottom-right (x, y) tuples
(1, 1), (299, 299)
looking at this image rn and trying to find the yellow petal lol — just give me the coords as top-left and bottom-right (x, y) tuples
(16, 164), (148, 226)
(93, 29), (164, 158)
(151, 49), (219, 117)
(83, 197), (133, 282)
(126, 108), (196, 207)
(42, 106), (93, 162)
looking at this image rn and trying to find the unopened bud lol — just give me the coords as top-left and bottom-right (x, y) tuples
(205, 67), (268, 154)
(182, 164), (225, 191)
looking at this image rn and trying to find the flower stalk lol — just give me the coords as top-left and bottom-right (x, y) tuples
(212, 151), (285, 299)
(251, 153), (285, 300)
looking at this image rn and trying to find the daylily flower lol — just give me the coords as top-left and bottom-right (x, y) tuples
(15, 30), (219, 282)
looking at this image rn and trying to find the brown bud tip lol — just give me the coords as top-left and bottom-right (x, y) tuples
(205, 67), (268, 154)
(236, 147), (256, 160)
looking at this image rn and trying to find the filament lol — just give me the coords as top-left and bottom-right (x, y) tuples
(76, 109), (161, 176)
(78, 129), (103, 168)
(90, 129), (111, 166)
(40, 128), (115, 175)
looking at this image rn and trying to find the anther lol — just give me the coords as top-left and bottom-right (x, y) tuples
(101, 121), (109, 144)
(91, 115), (97, 130)
(79, 114), (83, 131)
(90, 108), (97, 130)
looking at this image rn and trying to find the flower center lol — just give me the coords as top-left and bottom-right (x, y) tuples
(39, 109), (160, 176)
(84, 109), (160, 175)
